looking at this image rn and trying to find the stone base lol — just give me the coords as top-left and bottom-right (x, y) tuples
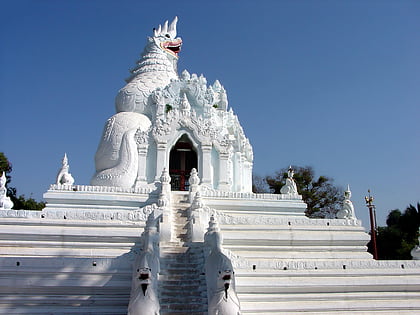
(1, 186), (420, 314)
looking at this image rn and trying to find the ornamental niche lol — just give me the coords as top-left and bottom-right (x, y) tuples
(91, 17), (253, 192)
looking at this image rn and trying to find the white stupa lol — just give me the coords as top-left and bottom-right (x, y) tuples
(0, 17), (419, 314)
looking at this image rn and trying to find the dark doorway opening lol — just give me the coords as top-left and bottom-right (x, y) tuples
(169, 135), (198, 191)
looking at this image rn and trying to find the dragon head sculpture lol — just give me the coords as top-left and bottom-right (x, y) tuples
(136, 267), (152, 296)
(151, 16), (182, 59)
(135, 16), (182, 72)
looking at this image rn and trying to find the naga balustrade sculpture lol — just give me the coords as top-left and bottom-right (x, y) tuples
(204, 216), (241, 315)
(128, 223), (160, 315)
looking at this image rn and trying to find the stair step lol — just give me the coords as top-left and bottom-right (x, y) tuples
(164, 269), (203, 275)
(161, 312), (207, 315)
(161, 296), (207, 302)
(161, 284), (204, 290)
(162, 262), (202, 268)
(160, 293), (206, 299)
(160, 292), (206, 299)
(160, 303), (207, 311)
(161, 256), (203, 261)
(161, 260), (203, 266)
(160, 285), (206, 291)
(160, 275), (205, 282)
(161, 249), (202, 255)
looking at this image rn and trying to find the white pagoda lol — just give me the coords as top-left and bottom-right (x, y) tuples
(0, 17), (419, 315)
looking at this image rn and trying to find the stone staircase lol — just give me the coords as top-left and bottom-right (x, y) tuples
(159, 192), (208, 314)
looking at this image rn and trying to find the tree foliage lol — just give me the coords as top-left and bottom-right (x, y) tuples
(252, 174), (270, 193)
(374, 203), (420, 260)
(0, 152), (12, 187)
(0, 152), (45, 210)
(264, 166), (343, 218)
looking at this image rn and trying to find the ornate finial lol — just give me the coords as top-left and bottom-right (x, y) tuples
(153, 16), (178, 38)
(365, 189), (374, 206)
(62, 153), (68, 166)
(213, 80), (222, 91)
(189, 168), (200, 186)
(199, 74), (207, 86)
(180, 93), (191, 115)
(204, 215), (223, 251)
(192, 191), (205, 210)
(160, 168), (171, 184)
(181, 69), (190, 81)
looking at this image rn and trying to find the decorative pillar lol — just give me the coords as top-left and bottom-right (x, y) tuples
(217, 152), (230, 191)
(160, 168), (171, 197)
(233, 151), (242, 192)
(155, 142), (167, 182)
(201, 144), (212, 187)
(189, 168), (200, 203)
(159, 168), (172, 242)
(135, 145), (148, 187)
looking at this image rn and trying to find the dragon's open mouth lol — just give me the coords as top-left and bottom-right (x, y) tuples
(161, 39), (182, 57)
(139, 273), (149, 280)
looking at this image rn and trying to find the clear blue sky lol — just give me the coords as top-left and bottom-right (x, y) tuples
(1, 0), (419, 228)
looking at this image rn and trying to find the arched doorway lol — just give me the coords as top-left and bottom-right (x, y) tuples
(169, 134), (198, 191)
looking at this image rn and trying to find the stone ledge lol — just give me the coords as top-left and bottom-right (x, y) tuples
(49, 184), (156, 195)
(233, 259), (420, 271)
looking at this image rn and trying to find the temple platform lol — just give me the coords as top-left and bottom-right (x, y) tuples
(0, 187), (419, 314)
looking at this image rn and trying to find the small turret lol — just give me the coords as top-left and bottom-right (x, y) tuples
(0, 172), (13, 210)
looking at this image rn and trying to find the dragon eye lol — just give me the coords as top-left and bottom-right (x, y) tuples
(165, 34), (170, 38)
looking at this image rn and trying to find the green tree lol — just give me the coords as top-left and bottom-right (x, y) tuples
(374, 203), (420, 260)
(0, 152), (45, 210)
(265, 166), (343, 218)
